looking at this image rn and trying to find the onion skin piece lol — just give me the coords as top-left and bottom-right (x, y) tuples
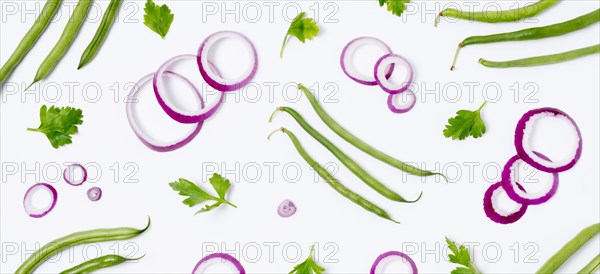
(535, 223), (600, 274)
(192, 253), (245, 274)
(370, 251), (418, 274)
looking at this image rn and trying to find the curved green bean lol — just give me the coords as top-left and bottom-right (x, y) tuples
(435, 0), (559, 27)
(297, 84), (446, 181)
(60, 254), (143, 274)
(16, 218), (150, 274)
(535, 223), (600, 274)
(578, 254), (600, 274)
(268, 128), (399, 223)
(0, 0), (62, 84)
(270, 106), (421, 203)
(29, 0), (93, 88)
(451, 8), (600, 70)
(78, 0), (122, 69)
(479, 44), (600, 68)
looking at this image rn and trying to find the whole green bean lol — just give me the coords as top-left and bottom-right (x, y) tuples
(268, 128), (399, 223)
(270, 106), (421, 203)
(535, 223), (600, 274)
(451, 8), (600, 70)
(297, 84), (446, 181)
(435, 0), (559, 27)
(28, 0), (93, 88)
(60, 254), (143, 274)
(16, 218), (150, 274)
(479, 44), (600, 68)
(578, 254), (600, 274)
(0, 0), (62, 84)
(78, 0), (122, 69)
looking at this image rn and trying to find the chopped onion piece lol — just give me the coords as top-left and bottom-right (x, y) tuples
(277, 199), (297, 217)
(87, 187), (102, 201)
(23, 183), (57, 218)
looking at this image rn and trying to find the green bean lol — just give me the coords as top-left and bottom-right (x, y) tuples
(578, 254), (600, 274)
(0, 0), (62, 84)
(297, 84), (446, 181)
(60, 254), (143, 274)
(435, 0), (559, 27)
(28, 0), (93, 88)
(270, 106), (421, 203)
(451, 8), (600, 70)
(78, 0), (122, 69)
(268, 128), (399, 223)
(479, 44), (600, 68)
(16, 218), (150, 274)
(535, 223), (600, 274)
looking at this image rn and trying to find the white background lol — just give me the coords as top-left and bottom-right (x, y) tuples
(1, 0), (599, 273)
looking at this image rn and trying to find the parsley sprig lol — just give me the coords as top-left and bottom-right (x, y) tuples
(143, 0), (174, 39)
(280, 12), (319, 58)
(289, 245), (325, 274)
(27, 105), (83, 149)
(446, 237), (483, 274)
(380, 0), (410, 17)
(169, 173), (237, 214)
(443, 101), (487, 140)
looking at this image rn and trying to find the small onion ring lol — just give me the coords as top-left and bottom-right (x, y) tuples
(63, 163), (87, 186)
(277, 199), (297, 217)
(126, 72), (204, 152)
(87, 187), (102, 201)
(153, 54), (224, 124)
(387, 91), (416, 114)
(483, 182), (528, 224)
(192, 253), (245, 274)
(197, 31), (258, 92)
(340, 36), (394, 86)
(374, 54), (414, 94)
(23, 183), (57, 218)
(370, 251), (418, 274)
(514, 107), (582, 173)
(501, 152), (559, 205)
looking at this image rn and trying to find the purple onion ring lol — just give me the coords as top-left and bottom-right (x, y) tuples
(483, 182), (528, 224)
(501, 152), (559, 205)
(340, 36), (394, 86)
(192, 253), (245, 274)
(370, 251), (418, 274)
(387, 90), (416, 114)
(374, 53), (414, 94)
(23, 183), (57, 218)
(63, 163), (87, 186)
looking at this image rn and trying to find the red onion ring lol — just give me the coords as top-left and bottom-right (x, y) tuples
(87, 187), (102, 201)
(514, 107), (582, 173)
(153, 55), (224, 124)
(501, 152), (559, 205)
(23, 183), (57, 218)
(126, 72), (204, 152)
(63, 163), (87, 186)
(192, 253), (245, 274)
(387, 90), (416, 113)
(340, 37), (394, 86)
(277, 199), (297, 217)
(197, 31), (258, 92)
(483, 181), (528, 224)
(374, 54), (414, 94)
(370, 251), (418, 274)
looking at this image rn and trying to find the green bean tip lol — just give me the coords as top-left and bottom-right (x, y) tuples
(267, 128), (285, 140)
(268, 107), (283, 123)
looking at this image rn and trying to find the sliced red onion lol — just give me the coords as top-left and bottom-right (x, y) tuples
(192, 253), (245, 274)
(23, 183), (57, 218)
(374, 54), (414, 94)
(87, 187), (102, 201)
(515, 107), (582, 173)
(340, 37), (394, 86)
(483, 182), (528, 224)
(501, 152), (559, 205)
(153, 54), (224, 124)
(277, 199), (297, 217)
(63, 163), (87, 186)
(387, 90), (416, 114)
(126, 72), (204, 152)
(197, 31), (258, 92)
(370, 251), (418, 274)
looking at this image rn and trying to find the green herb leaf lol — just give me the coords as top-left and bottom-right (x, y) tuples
(209, 173), (230, 200)
(381, 0), (410, 17)
(280, 12), (319, 58)
(27, 105), (83, 149)
(443, 102), (487, 140)
(445, 237), (482, 274)
(169, 175), (236, 214)
(289, 246), (325, 274)
(143, 0), (173, 39)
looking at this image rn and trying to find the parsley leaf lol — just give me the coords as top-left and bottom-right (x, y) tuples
(27, 105), (83, 149)
(380, 0), (410, 17)
(443, 102), (487, 140)
(445, 237), (482, 274)
(169, 174), (237, 215)
(289, 245), (325, 274)
(143, 0), (174, 39)
(280, 12), (319, 58)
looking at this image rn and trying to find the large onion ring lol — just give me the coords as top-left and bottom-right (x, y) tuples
(192, 253), (245, 273)
(374, 54), (414, 94)
(126, 72), (204, 152)
(514, 107), (582, 173)
(23, 183), (57, 218)
(483, 182), (528, 224)
(501, 152), (559, 205)
(340, 37), (394, 86)
(387, 90), (416, 114)
(370, 251), (418, 274)
(197, 31), (258, 92)
(63, 163), (87, 186)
